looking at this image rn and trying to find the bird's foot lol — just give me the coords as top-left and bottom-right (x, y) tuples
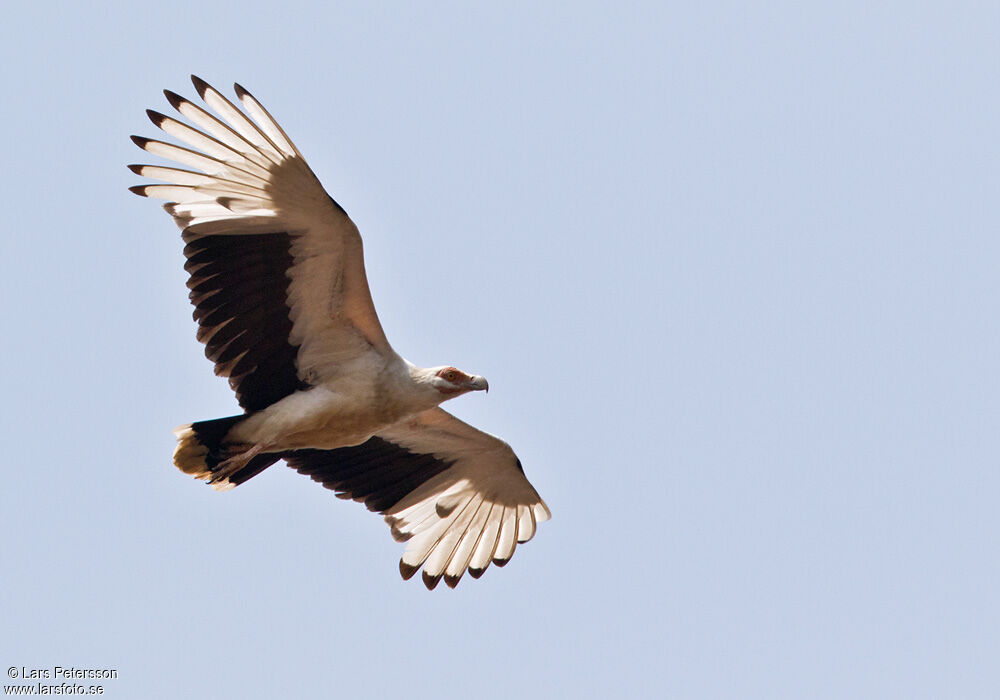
(210, 443), (266, 484)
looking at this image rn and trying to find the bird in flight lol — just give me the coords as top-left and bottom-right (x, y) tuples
(129, 76), (549, 589)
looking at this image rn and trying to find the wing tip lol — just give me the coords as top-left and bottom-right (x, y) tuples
(468, 566), (487, 579)
(389, 527), (412, 543)
(421, 570), (442, 590)
(130, 134), (150, 148)
(146, 108), (167, 127)
(162, 89), (186, 111)
(399, 560), (419, 581)
(128, 184), (149, 197)
(191, 74), (210, 97)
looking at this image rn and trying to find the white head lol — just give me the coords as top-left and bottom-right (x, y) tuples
(411, 365), (489, 402)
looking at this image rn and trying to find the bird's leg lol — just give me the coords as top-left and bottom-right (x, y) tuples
(210, 443), (266, 484)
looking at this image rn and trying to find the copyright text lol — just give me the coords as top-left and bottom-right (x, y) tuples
(5, 667), (117, 696)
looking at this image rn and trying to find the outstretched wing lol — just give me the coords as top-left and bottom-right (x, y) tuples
(130, 76), (392, 411)
(285, 408), (550, 589)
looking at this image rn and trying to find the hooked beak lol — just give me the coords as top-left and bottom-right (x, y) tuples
(467, 375), (489, 393)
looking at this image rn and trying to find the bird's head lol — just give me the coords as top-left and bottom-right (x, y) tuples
(420, 365), (489, 399)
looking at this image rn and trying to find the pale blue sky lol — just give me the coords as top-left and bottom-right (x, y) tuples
(2, 2), (999, 698)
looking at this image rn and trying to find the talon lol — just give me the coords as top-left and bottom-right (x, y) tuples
(212, 443), (266, 481)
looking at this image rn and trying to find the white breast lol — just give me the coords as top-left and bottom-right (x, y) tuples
(230, 352), (425, 450)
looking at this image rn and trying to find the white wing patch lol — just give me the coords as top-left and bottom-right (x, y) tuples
(379, 409), (550, 589)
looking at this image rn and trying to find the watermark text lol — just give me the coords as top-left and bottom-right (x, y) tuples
(5, 667), (118, 695)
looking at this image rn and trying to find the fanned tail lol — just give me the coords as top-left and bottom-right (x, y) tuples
(173, 415), (280, 490)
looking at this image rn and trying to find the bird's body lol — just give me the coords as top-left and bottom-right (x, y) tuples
(130, 76), (548, 589)
(230, 358), (451, 451)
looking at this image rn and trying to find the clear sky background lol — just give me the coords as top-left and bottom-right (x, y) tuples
(1, 2), (998, 698)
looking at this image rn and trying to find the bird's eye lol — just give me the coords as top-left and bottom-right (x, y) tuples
(437, 367), (461, 382)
